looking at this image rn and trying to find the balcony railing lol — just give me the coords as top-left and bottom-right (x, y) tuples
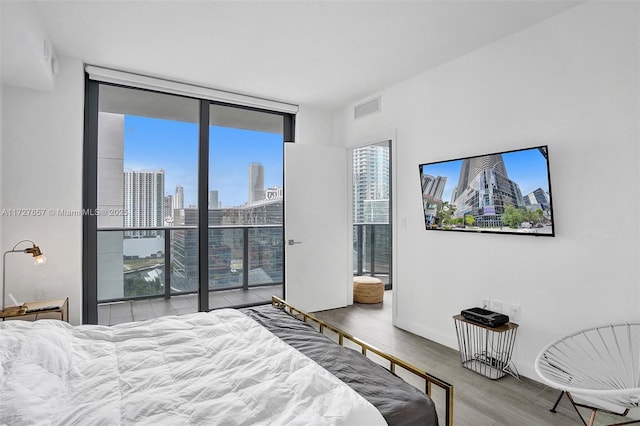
(97, 225), (283, 304)
(97, 223), (387, 303)
(353, 223), (391, 287)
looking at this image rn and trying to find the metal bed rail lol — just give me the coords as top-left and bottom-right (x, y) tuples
(271, 296), (454, 426)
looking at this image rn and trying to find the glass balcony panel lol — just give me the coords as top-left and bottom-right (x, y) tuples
(248, 227), (283, 286)
(97, 230), (124, 301)
(353, 226), (359, 274)
(353, 224), (391, 285)
(208, 228), (244, 290)
(372, 224), (391, 275)
(362, 226), (372, 274)
(170, 228), (199, 294)
(97, 230), (165, 301)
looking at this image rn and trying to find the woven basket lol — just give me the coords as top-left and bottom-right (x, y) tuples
(353, 276), (384, 304)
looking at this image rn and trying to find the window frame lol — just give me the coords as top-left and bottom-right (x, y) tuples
(82, 76), (295, 324)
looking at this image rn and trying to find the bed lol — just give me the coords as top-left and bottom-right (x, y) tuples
(1, 296), (453, 425)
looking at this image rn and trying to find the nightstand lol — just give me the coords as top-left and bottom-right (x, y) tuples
(0, 298), (68, 322)
(453, 314), (519, 380)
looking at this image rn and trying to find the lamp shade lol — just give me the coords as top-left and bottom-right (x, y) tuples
(33, 253), (47, 265)
(26, 245), (47, 265)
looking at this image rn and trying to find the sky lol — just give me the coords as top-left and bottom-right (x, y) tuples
(419, 147), (551, 203)
(124, 115), (283, 207)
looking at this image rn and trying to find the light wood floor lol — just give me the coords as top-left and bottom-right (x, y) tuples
(314, 291), (626, 426)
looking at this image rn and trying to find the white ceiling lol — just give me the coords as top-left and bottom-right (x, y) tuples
(5, 0), (581, 110)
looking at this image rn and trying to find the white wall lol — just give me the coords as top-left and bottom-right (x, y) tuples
(0, 84), (3, 265)
(0, 1), (56, 91)
(1, 57), (84, 324)
(295, 105), (335, 147)
(334, 1), (640, 380)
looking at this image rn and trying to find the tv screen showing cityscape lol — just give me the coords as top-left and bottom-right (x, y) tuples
(418, 145), (554, 237)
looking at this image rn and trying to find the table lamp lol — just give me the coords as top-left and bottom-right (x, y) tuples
(2, 240), (47, 312)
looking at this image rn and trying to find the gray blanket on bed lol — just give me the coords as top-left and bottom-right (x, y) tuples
(242, 305), (438, 426)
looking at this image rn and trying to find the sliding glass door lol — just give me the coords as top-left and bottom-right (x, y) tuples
(84, 81), (288, 324)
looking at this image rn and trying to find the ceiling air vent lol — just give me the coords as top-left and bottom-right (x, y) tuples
(354, 97), (381, 120)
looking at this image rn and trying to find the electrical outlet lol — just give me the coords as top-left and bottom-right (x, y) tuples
(481, 298), (490, 309)
(491, 299), (503, 313)
(510, 304), (521, 321)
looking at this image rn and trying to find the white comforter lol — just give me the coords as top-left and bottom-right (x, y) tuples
(0, 309), (387, 425)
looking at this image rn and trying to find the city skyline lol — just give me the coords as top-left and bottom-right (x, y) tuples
(124, 115), (283, 208)
(353, 144), (390, 223)
(420, 148), (550, 205)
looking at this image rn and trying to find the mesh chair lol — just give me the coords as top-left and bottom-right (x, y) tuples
(535, 322), (640, 426)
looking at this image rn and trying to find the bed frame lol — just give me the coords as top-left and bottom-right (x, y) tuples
(271, 296), (454, 426)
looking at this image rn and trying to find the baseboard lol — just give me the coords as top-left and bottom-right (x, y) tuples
(393, 316), (459, 351)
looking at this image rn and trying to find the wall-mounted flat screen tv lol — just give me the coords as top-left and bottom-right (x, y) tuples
(418, 145), (554, 237)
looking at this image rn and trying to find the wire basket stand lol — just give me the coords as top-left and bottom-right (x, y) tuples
(453, 315), (520, 380)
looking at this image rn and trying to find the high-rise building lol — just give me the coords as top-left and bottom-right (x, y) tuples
(249, 163), (265, 203)
(174, 185), (184, 210)
(164, 194), (174, 225)
(209, 190), (219, 209)
(451, 154), (524, 227)
(352, 144), (389, 223)
(421, 174), (446, 200)
(524, 187), (551, 215)
(454, 155), (504, 199)
(421, 174), (447, 227)
(123, 169), (165, 236)
(171, 197), (284, 291)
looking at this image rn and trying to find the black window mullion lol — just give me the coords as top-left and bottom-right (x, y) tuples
(82, 76), (99, 324)
(370, 224), (376, 276)
(164, 229), (171, 299)
(357, 224), (363, 276)
(198, 101), (210, 312)
(388, 141), (393, 289)
(242, 228), (249, 291)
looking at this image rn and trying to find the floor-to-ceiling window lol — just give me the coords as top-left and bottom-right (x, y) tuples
(207, 105), (284, 309)
(352, 141), (392, 288)
(83, 77), (291, 324)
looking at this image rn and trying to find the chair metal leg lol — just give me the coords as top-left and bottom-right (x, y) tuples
(551, 390), (565, 413)
(549, 390), (640, 426)
(565, 392), (589, 426)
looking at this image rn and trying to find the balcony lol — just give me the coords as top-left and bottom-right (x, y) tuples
(97, 225), (283, 325)
(97, 223), (389, 325)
